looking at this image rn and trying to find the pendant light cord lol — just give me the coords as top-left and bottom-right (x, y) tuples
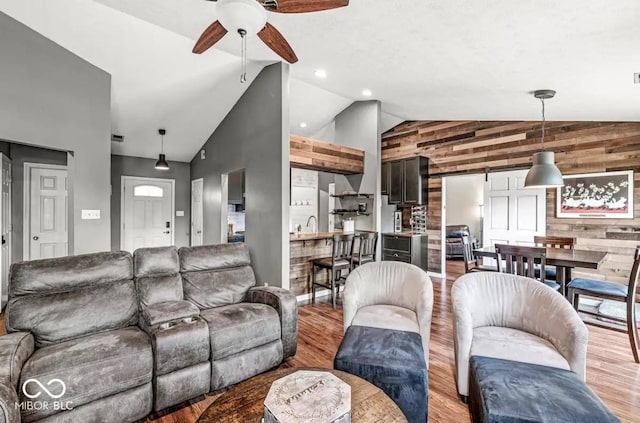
(161, 132), (164, 154)
(540, 97), (546, 151)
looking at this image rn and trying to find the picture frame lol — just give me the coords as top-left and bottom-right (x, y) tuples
(556, 170), (634, 219)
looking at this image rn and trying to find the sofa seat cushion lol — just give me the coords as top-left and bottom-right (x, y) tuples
(142, 300), (200, 327)
(201, 303), (281, 360)
(19, 327), (152, 422)
(471, 326), (570, 371)
(351, 304), (419, 334)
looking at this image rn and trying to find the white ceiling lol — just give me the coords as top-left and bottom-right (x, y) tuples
(2, 0), (639, 162)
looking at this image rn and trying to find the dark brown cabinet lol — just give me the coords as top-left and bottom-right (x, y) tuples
(386, 156), (429, 205)
(381, 162), (389, 195)
(382, 233), (428, 271)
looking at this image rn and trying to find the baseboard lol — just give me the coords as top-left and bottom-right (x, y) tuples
(296, 288), (332, 303)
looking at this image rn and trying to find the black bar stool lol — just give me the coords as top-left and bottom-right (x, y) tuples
(311, 233), (355, 308)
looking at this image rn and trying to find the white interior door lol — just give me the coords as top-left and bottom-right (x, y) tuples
(122, 177), (174, 252)
(483, 169), (546, 247)
(1, 154), (11, 309)
(191, 178), (203, 246)
(26, 165), (68, 260)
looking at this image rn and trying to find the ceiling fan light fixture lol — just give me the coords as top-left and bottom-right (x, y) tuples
(217, 0), (267, 35)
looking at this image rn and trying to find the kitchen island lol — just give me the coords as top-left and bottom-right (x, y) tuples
(289, 230), (377, 297)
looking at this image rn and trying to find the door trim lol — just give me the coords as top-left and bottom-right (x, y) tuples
(190, 178), (203, 246)
(23, 163), (68, 261)
(120, 176), (176, 251)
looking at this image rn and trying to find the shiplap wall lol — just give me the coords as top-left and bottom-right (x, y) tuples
(382, 120), (640, 283)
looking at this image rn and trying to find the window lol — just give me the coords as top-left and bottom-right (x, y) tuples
(134, 185), (163, 197)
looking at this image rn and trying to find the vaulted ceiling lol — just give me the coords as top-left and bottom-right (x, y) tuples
(2, 0), (639, 162)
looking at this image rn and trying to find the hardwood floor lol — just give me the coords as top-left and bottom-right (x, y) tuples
(2, 261), (639, 422)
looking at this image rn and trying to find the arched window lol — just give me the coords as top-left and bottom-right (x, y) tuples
(134, 185), (163, 197)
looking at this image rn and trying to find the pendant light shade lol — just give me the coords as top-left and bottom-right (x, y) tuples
(524, 151), (563, 188)
(524, 90), (563, 188)
(155, 128), (170, 170)
(155, 154), (169, 170)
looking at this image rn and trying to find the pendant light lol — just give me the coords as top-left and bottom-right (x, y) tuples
(524, 90), (563, 188)
(155, 128), (170, 170)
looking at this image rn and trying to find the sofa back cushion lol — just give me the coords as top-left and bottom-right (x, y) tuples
(6, 251), (138, 347)
(179, 244), (256, 309)
(133, 246), (183, 307)
(446, 224), (471, 238)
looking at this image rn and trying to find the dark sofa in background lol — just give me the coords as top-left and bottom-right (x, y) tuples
(445, 224), (477, 259)
(0, 243), (298, 423)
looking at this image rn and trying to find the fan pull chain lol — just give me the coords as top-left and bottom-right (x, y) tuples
(239, 29), (247, 83)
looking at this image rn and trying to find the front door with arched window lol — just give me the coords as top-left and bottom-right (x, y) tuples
(121, 176), (174, 252)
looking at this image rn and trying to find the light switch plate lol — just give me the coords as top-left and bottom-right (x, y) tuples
(176, 210), (185, 217)
(81, 209), (101, 219)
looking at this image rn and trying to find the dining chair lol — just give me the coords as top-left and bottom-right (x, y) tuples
(461, 235), (497, 273)
(351, 232), (378, 269)
(533, 236), (576, 281)
(494, 243), (561, 291)
(311, 233), (355, 308)
(567, 245), (640, 363)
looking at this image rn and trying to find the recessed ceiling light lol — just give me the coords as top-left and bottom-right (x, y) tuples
(362, 89), (373, 97)
(299, 122), (308, 128)
(314, 69), (327, 79)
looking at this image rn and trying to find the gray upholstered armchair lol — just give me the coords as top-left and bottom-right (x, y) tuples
(178, 243), (298, 391)
(451, 271), (588, 398)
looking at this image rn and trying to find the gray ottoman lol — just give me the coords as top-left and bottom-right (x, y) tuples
(469, 356), (620, 423)
(334, 325), (427, 423)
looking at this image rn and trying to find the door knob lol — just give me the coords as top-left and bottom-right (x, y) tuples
(163, 231), (170, 234)
(33, 236), (39, 240)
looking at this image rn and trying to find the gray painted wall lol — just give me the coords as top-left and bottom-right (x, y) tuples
(5, 143), (68, 262)
(190, 63), (290, 288)
(334, 101), (382, 233)
(0, 12), (112, 255)
(111, 155), (192, 251)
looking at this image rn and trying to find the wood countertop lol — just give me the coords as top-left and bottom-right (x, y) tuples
(290, 230), (376, 242)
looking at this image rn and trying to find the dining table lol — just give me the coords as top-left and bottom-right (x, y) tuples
(473, 245), (608, 297)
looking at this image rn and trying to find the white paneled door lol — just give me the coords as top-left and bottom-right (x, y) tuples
(483, 169), (546, 247)
(26, 164), (68, 260)
(122, 177), (174, 252)
(191, 178), (203, 246)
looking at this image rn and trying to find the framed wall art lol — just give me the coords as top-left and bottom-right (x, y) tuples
(557, 170), (634, 219)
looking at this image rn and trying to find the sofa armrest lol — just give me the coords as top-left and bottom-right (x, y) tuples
(451, 285), (475, 397)
(247, 286), (298, 359)
(0, 378), (20, 423)
(0, 332), (34, 389)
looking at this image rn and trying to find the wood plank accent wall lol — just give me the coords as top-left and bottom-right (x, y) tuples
(382, 120), (640, 282)
(290, 135), (365, 175)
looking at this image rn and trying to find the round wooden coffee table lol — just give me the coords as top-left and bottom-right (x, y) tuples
(197, 367), (408, 422)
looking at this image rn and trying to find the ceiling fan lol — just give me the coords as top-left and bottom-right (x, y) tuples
(193, 0), (350, 64)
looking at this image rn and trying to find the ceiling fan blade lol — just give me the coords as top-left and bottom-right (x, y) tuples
(258, 23), (299, 63)
(266, 0), (349, 13)
(192, 20), (228, 54)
